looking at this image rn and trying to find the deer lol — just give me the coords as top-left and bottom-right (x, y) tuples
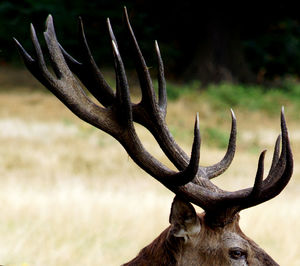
(14, 7), (293, 266)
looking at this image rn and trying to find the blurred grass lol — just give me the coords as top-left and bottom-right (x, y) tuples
(163, 79), (300, 117)
(205, 82), (297, 116)
(0, 68), (300, 265)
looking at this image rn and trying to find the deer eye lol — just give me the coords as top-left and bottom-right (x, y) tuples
(229, 248), (247, 260)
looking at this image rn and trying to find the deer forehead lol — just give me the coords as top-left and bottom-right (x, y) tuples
(222, 231), (249, 250)
(196, 227), (248, 252)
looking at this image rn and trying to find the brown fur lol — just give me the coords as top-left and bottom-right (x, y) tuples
(122, 227), (181, 266)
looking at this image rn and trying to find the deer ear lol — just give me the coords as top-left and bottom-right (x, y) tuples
(169, 196), (201, 242)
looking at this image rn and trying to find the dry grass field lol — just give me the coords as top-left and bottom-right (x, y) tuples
(0, 68), (299, 265)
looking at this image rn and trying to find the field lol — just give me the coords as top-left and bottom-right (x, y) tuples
(0, 68), (300, 265)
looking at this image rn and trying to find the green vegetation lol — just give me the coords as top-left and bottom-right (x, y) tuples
(202, 127), (229, 149)
(205, 83), (287, 114)
(164, 80), (300, 117)
(206, 82), (300, 118)
(164, 81), (201, 100)
(169, 124), (229, 150)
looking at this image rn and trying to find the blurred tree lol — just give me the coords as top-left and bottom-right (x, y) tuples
(1, 0), (300, 85)
(147, 1), (300, 84)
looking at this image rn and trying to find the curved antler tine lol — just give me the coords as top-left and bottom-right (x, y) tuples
(262, 108), (293, 192)
(58, 17), (115, 107)
(189, 113), (201, 167)
(43, 15), (71, 79)
(259, 132), (292, 205)
(155, 40), (167, 115)
(111, 40), (132, 125)
(281, 107), (288, 141)
(77, 16), (115, 106)
(267, 134), (281, 177)
(251, 150), (266, 198)
(30, 23), (55, 82)
(204, 109), (237, 179)
(79, 16), (96, 59)
(239, 108), (293, 211)
(263, 108), (287, 187)
(79, 16), (113, 84)
(107, 18), (118, 48)
(14, 37), (42, 78)
(59, 42), (82, 67)
(13, 38), (35, 65)
(167, 114), (201, 186)
(123, 7), (156, 106)
(14, 37), (53, 88)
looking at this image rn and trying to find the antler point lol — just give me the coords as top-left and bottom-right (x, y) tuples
(155, 40), (159, 50)
(106, 18), (112, 29)
(124, 6), (129, 16)
(46, 14), (53, 25)
(230, 108), (236, 119)
(195, 113), (200, 130)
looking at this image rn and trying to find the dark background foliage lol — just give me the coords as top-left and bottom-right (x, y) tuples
(1, 0), (300, 85)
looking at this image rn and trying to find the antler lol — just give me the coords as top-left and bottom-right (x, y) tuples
(56, 8), (237, 178)
(14, 15), (200, 187)
(14, 8), (293, 227)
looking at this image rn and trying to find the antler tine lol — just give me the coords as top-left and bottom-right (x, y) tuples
(260, 108), (293, 195)
(155, 40), (167, 115)
(44, 15), (72, 79)
(14, 38), (35, 66)
(123, 7), (157, 107)
(111, 40), (133, 125)
(268, 134), (281, 176)
(235, 108), (293, 211)
(165, 114), (201, 186)
(77, 16), (115, 106)
(30, 23), (56, 83)
(107, 18), (118, 48)
(14, 38), (43, 81)
(250, 150), (266, 198)
(14, 36), (60, 93)
(59, 17), (115, 107)
(58, 43), (81, 68)
(260, 109), (288, 188)
(205, 109), (237, 179)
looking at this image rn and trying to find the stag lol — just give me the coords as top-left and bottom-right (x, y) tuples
(14, 8), (293, 266)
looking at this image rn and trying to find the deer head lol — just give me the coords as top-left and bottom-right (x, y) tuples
(14, 8), (293, 266)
